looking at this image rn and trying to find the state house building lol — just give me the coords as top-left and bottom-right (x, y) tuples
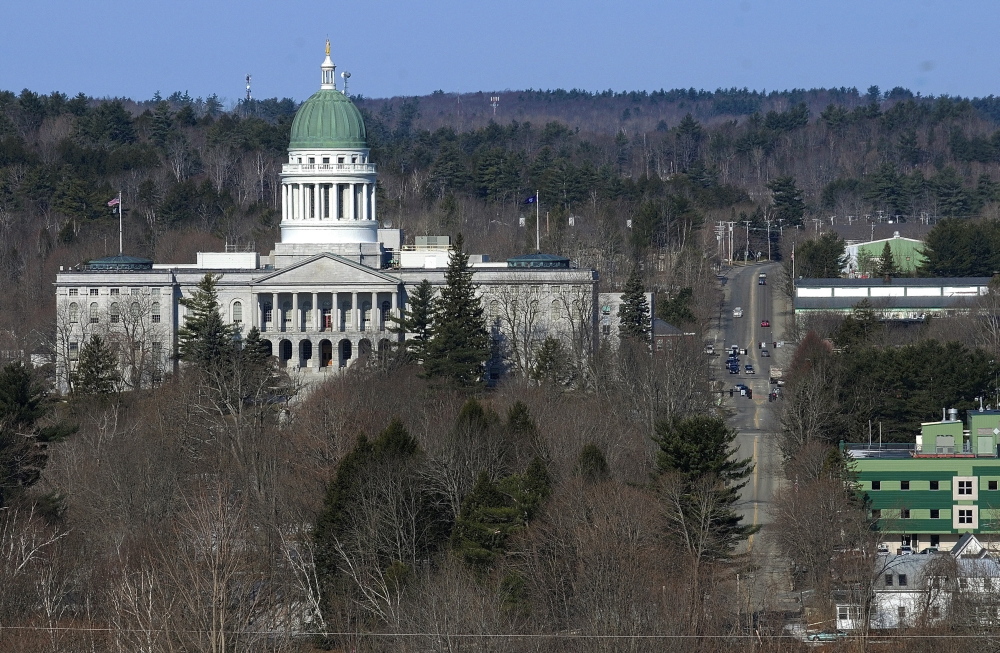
(53, 45), (605, 391)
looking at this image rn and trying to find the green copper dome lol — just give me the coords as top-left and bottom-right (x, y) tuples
(289, 89), (367, 149)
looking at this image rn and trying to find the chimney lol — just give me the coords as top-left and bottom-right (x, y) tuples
(948, 408), (959, 422)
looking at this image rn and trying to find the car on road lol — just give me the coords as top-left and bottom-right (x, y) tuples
(760, 319), (770, 327)
(761, 350), (770, 357)
(729, 367), (739, 374)
(745, 364), (755, 374)
(758, 273), (767, 285)
(733, 307), (743, 318)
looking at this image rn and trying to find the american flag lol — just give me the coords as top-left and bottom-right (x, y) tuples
(107, 196), (120, 207)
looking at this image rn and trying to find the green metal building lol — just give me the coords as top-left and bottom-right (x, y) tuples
(848, 409), (1000, 553)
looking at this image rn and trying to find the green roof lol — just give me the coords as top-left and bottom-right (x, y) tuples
(857, 238), (926, 272)
(289, 89), (366, 149)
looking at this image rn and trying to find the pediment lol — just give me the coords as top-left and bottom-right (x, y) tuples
(251, 254), (400, 287)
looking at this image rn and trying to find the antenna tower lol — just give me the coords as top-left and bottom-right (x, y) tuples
(341, 71), (351, 95)
(490, 96), (500, 115)
(245, 74), (252, 102)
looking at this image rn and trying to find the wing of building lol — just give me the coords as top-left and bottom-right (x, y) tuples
(54, 45), (625, 391)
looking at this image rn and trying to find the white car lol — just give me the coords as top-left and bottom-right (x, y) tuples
(732, 307), (743, 318)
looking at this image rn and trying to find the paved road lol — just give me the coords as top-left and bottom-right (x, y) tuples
(709, 262), (788, 546)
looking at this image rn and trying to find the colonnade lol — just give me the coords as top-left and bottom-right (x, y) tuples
(249, 289), (398, 334)
(281, 182), (375, 221)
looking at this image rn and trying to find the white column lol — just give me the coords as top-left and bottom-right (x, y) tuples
(312, 292), (319, 331)
(251, 291), (258, 329)
(281, 185), (287, 221)
(333, 184), (341, 220)
(371, 183), (377, 222)
(293, 293), (300, 332)
(349, 183), (357, 221)
(352, 292), (358, 330)
(391, 290), (398, 328)
(298, 184), (305, 220)
(270, 292), (276, 331)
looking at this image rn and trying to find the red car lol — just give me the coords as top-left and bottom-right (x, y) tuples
(760, 319), (770, 327)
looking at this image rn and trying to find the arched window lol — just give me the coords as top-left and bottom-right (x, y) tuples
(68, 302), (79, 323)
(263, 303), (273, 325)
(90, 302), (100, 324)
(489, 300), (500, 319)
(110, 302), (120, 324)
(151, 301), (161, 323)
(232, 301), (243, 324)
(130, 302), (141, 317)
(550, 300), (561, 323)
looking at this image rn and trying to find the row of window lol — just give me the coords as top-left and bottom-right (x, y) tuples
(68, 339), (164, 360)
(68, 287), (161, 297)
(68, 302), (161, 324)
(872, 508), (975, 522)
(870, 479), (996, 492)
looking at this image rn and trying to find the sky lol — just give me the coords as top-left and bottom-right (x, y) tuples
(3, 0), (1000, 107)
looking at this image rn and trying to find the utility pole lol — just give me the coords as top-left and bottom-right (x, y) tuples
(743, 220), (751, 265)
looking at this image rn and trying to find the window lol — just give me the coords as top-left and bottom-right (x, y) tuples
(871, 480), (881, 490)
(901, 509), (911, 519)
(898, 574), (908, 587)
(602, 324), (611, 336)
(901, 480), (910, 490)
(68, 288), (78, 296)
(931, 606), (941, 619)
(151, 302), (161, 323)
(130, 302), (140, 317)
(110, 303), (120, 324)
(69, 341), (78, 360)
(89, 302), (99, 324)
(959, 480), (973, 495)
(898, 606), (906, 620)
(89, 288), (99, 296)
(551, 285), (560, 295)
(960, 577), (969, 589)
(550, 300), (560, 322)
(931, 509), (940, 519)
(322, 157), (329, 164)
(991, 481), (998, 491)
(263, 304), (273, 324)
(931, 535), (940, 547)
(930, 480), (939, 490)
(68, 302), (79, 323)
(130, 287), (140, 295)
(232, 301), (242, 324)
(151, 287), (160, 296)
(959, 509), (974, 524)
(953, 475), (979, 500)
(110, 288), (119, 296)
(885, 574), (893, 587)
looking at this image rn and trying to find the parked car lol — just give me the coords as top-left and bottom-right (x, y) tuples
(898, 545), (914, 555)
(807, 630), (848, 642)
(760, 319), (770, 327)
(920, 547), (940, 554)
(733, 307), (743, 318)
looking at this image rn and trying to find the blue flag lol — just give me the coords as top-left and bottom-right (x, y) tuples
(523, 195), (537, 204)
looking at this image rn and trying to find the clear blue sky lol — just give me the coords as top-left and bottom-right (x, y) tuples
(3, 0), (1000, 106)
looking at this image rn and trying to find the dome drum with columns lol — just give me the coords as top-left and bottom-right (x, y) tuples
(52, 43), (604, 391)
(278, 40), (378, 249)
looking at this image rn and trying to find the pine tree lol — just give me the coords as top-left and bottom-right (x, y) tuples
(617, 266), (650, 340)
(0, 362), (75, 509)
(424, 234), (489, 384)
(391, 279), (436, 361)
(767, 176), (805, 226)
(178, 273), (238, 369)
(653, 415), (757, 559)
(876, 241), (899, 277)
(74, 335), (119, 396)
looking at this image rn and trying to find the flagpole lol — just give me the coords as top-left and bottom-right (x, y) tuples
(535, 189), (540, 252)
(118, 191), (123, 255)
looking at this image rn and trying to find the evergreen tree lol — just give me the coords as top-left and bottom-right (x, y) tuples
(574, 443), (610, 483)
(767, 176), (805, 226)
(657, 287), (696, 326)
(73, 335), (119, 396)
(424, 234), (489, 385)
(391, 279), (436, 361)
(0, 362), (75, 509)
(451, 457), (551, 572)
(796, 231), (848, 278)
(653, 415), (757, 559)
(875, 241), (900, 277)
(617, 266), (650, 340)
(177, 273), (238, 369)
